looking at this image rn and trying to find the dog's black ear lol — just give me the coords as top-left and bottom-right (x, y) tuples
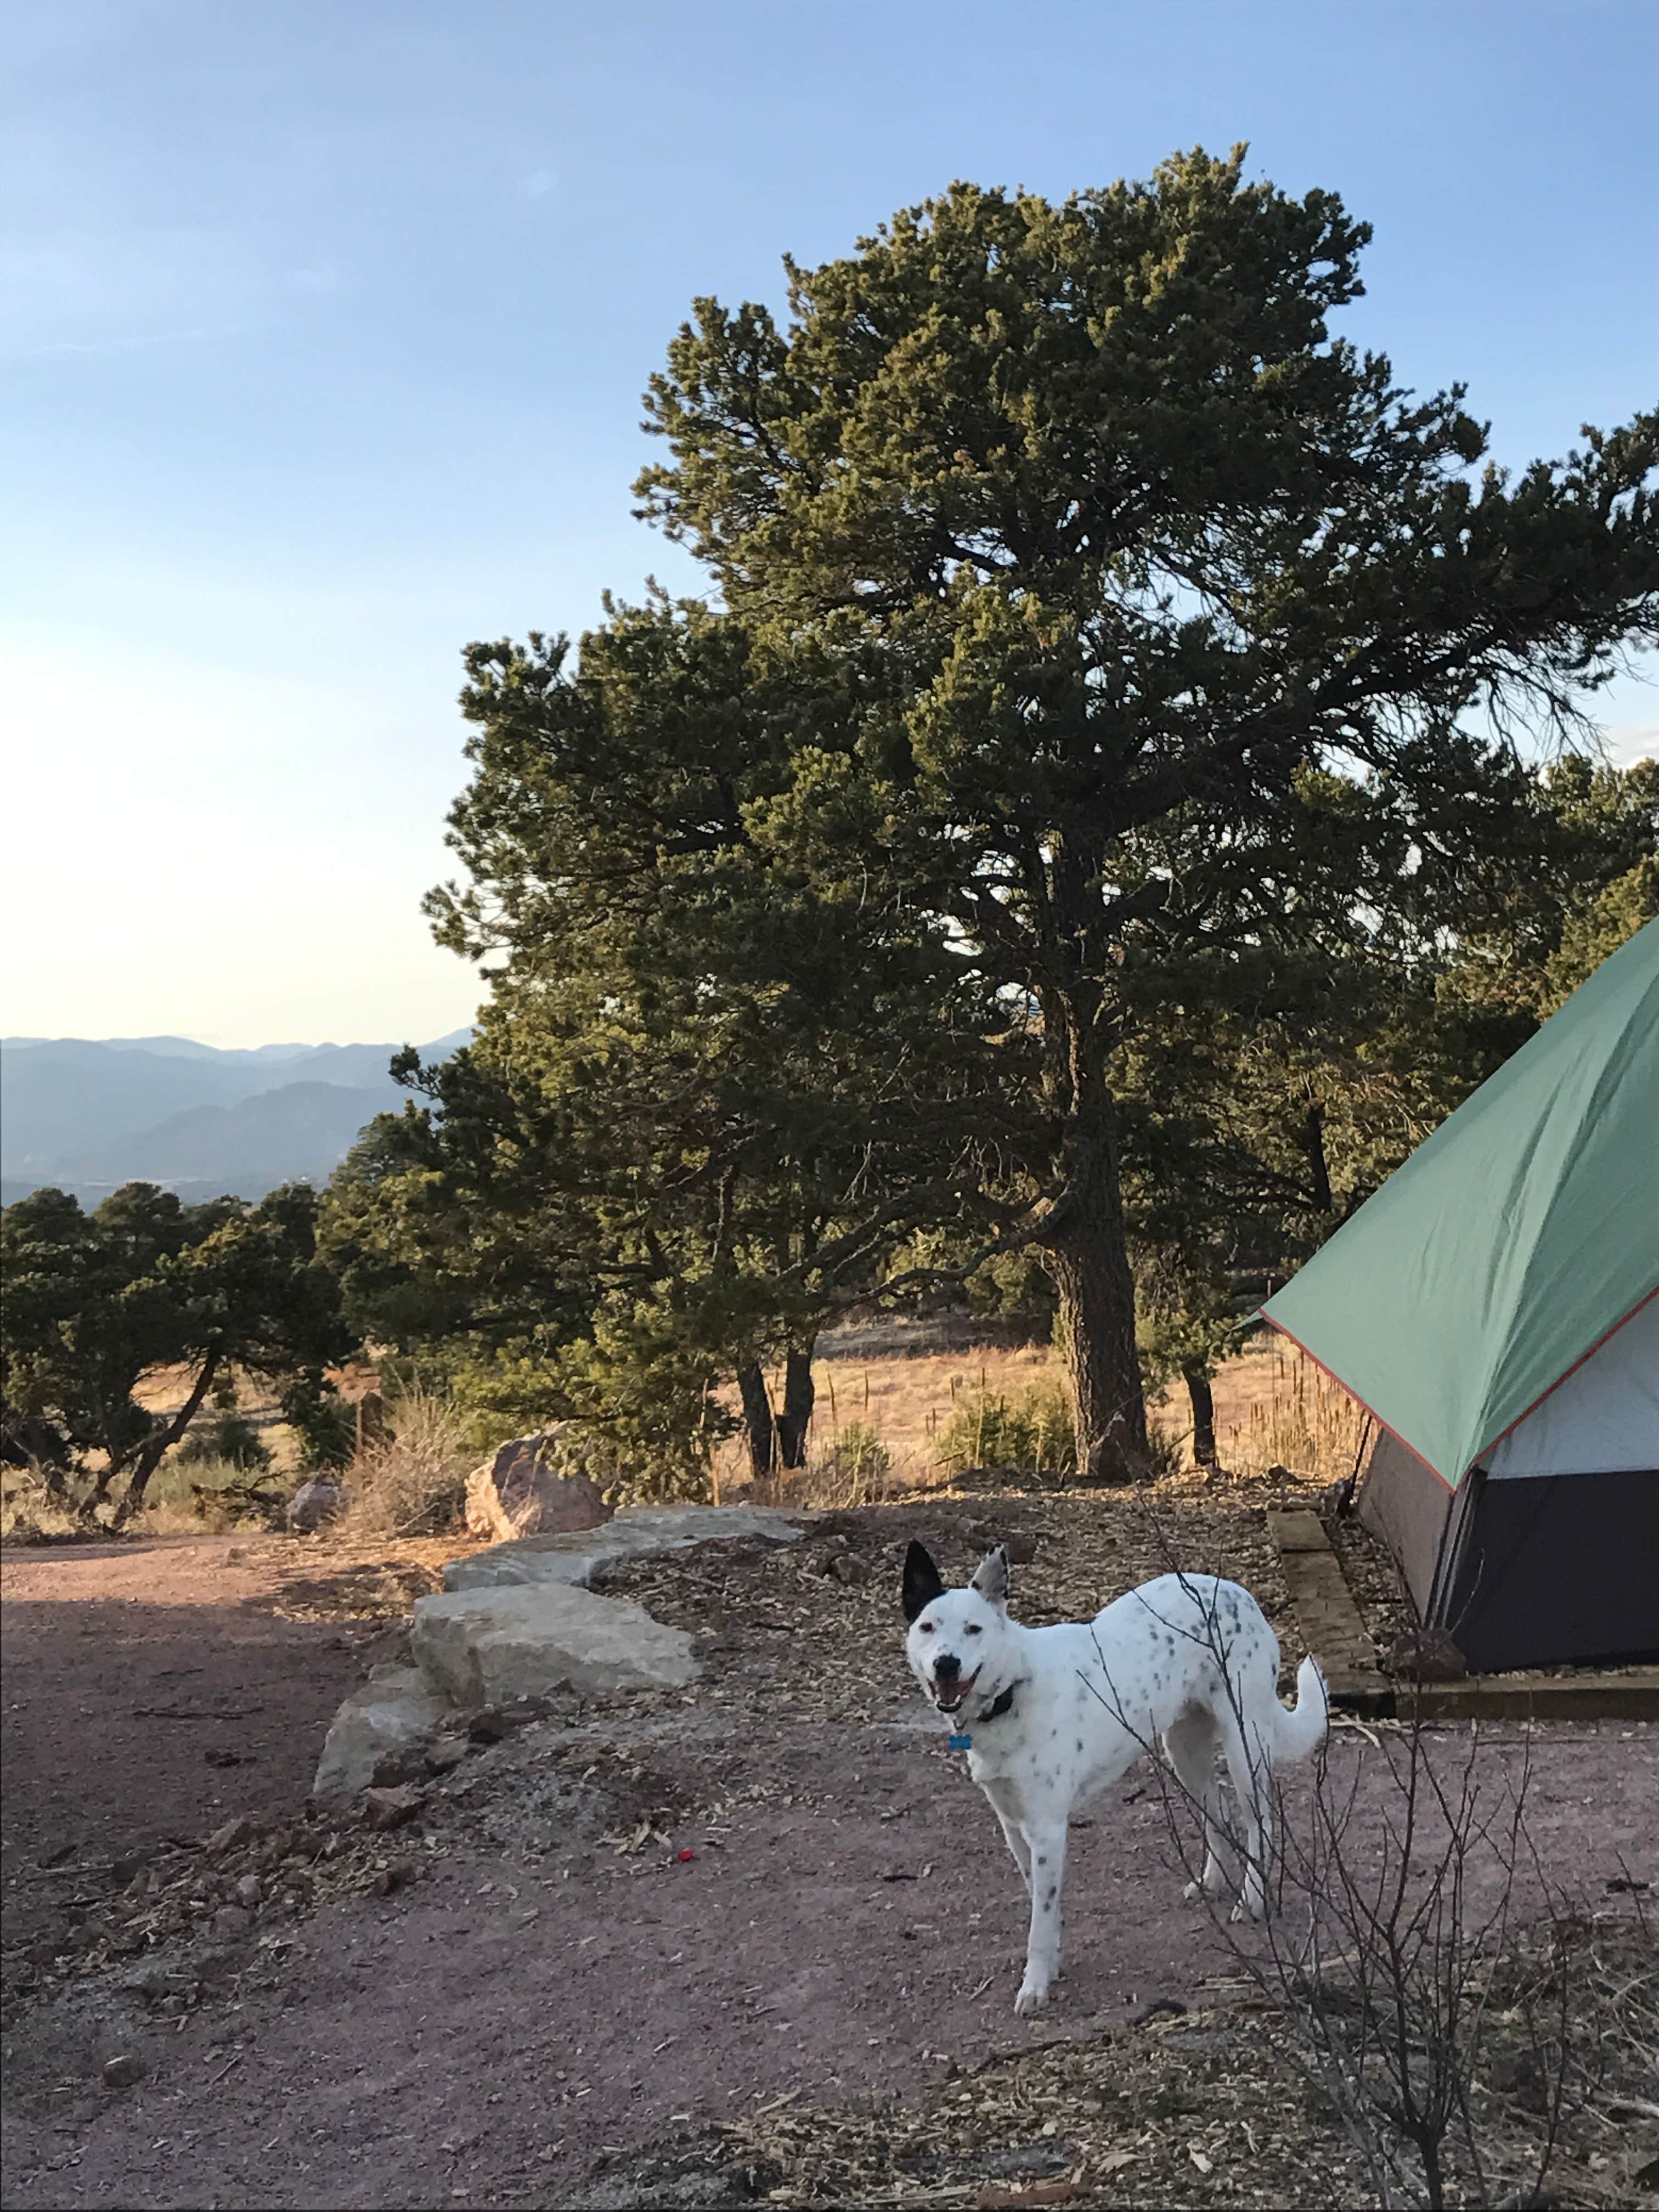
(902, 1541), (945, 1623)
(970, 1545), (1011, 1610)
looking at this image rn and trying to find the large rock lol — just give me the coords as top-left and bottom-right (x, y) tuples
(464, 1430), (612, 1544)
(443, 1503), (806, 1594)
(411, 1582), (698, 1709)
(311, 1665), (453, 1808)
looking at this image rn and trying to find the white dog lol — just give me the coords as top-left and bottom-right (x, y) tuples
(901, 1541), (1328, 2016)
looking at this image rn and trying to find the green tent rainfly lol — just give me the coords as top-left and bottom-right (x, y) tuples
(1261, 918), (1659, 1673)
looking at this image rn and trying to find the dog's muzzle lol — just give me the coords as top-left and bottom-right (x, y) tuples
(932, 1666), (981, 1714)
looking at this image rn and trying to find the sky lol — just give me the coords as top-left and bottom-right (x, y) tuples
(3, 0), (1656, 1048)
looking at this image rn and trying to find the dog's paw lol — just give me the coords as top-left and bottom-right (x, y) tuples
(1014, 1980), (1050, 2017)
(1184, 1873), (1231, 1904)
(1230, 1894), (1266, 1925)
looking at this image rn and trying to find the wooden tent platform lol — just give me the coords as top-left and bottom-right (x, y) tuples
(1266, 1506), (1659, 1722)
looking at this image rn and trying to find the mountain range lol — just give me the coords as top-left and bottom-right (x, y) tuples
(0, 1031), (471, 1209)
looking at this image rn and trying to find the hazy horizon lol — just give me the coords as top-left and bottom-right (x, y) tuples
(5, 0), (1656, 1048)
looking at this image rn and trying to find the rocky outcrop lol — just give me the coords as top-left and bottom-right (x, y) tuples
(411, 1582), (698, 1708)
(312, 1502), (806, 1813)
(462, 1430), (612, 1544)
(442, 1504), (805, 1593)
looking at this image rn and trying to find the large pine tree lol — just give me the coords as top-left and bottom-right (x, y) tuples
(630, 148), (1658, 1474)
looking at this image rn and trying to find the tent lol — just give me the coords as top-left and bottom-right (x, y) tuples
(1260, 919), (1659, 1673)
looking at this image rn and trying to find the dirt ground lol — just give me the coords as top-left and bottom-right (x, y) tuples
(3, 1491), (1656, 2211)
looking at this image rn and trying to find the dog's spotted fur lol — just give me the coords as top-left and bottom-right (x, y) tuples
(902, 1542), (1328, 2017)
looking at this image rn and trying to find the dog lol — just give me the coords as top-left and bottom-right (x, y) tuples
(901, 1541), (1328, 2016)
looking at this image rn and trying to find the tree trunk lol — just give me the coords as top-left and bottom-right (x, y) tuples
(775, 1342), (816, 1469)
(736, 1362), (776, 1485)
(1183, 1363), (1218, 1468)
(1302, 1101), (1334, 1214)
(1043, 1102), (1147, 1482)
(110, 1349), (222, 1528)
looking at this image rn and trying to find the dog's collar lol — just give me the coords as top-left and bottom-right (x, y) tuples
(947, 1681), (1020, 1752)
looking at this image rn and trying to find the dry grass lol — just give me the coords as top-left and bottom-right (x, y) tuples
(712, 1332), (1356, 1506)
(1204, 1340), (1372, 1484)
(336, 1381), (470, 1540)
(712, 1340), (1064, 1500)
(0, 1469), (81, 1542)
(132, 1455), (285, 1534)
(771, 1424), (903, 1511)
(3, 1333), (1364, 1538)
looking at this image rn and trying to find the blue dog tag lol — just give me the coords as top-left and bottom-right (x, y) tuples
(949, 1731), (972, 1751)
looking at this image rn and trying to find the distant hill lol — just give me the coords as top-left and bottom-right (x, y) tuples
(0, 1029), (471, 1207)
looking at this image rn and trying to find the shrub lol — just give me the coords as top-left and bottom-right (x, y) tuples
(786, 1420), (894, 1507)
(278, 1378), (356, 1470)
(176, 1412), (272, 1472)
(136, 1454), (284, 1532)
(935, 1378), (1076, 1474)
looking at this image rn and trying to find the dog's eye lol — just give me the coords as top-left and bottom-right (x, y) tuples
(966, 1624), (983, 1636)
(918, 1621), (934, 1634)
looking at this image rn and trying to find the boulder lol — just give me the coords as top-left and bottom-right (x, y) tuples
(411, 1581), (698, 1709)
(443, 1503), (806, 1594)
(287, 1477), (348, 1533)
(311, 1664), (453, 1809)
(463, 1431), (612, 1544)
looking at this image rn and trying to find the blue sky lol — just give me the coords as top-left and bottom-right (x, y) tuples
(3, 0), (1655, 1046)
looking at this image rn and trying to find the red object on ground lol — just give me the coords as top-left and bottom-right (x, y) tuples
(676, 1848), (696, 1862)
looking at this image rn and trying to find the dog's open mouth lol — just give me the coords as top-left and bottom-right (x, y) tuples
(932, 1668), (981, 1714)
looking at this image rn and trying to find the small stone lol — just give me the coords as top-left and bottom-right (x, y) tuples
(211, 1905), (253, 1942)
(102, 2053), (145, 2089)
(425, 1739), (469, 1775)
(829, 1553), (870, 1585)
(362, 1784), (424, 1832)
(368, 1857), (416, 1897)
(369, 1743), (431, 1787)
(234, 1875), (262, 1910)
(464, 1697), (546, 1742)
(205, 1814), (257, 1858)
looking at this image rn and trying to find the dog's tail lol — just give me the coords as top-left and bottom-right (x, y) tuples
(1273, 1655), (1329, 1764)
